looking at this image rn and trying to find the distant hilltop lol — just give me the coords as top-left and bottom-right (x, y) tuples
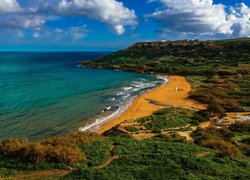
(80, 38), (250, 75)
(129, 38), (250, 50)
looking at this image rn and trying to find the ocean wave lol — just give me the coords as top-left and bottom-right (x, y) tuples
(122, 94), (131, 99)
(116, 92), (124, 96)
(122, 87), (133, 91)
(157, 75), (169, 84)
(79, 101), (132, 132)
(79, 75), (169, 133)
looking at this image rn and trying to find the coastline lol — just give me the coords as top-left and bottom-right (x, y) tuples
(90, 76), (205, 134)
(79, 75), (167, 132)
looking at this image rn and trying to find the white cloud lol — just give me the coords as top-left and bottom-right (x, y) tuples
(32, 25), (88, 41)
(228, 3), (250, 37)
(0, 0), (137, 37)
(57, 0), (137, 35)
(0, 0), (21, 13)
(148, 0), (250, 37)
(68, 25), (88, 40)
(0, 15), (46, 29)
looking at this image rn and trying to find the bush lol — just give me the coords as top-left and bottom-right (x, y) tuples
(242, 137), (250, 144)
(155, 133), (187, 143)
(207, 104), (226, 118)
(125, 126), (140, 132)
(190, 120), (200, 126)
(0, 133), (90, 165)
(140, 108), (194, 131)
(191, 128), (243, 158)
(201, 138), (243, 158)
(51, 146), (86, 165)
(192, 110), (210, 123)
(152, 127), (162, 133)
(230, 121), (250, 132)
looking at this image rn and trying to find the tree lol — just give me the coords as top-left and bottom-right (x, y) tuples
(207, 104), (226, 118)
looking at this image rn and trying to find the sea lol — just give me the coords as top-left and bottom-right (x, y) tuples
(0, 52), (164, 140)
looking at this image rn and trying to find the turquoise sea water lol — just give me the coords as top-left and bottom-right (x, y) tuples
(0, 52), (162, 140)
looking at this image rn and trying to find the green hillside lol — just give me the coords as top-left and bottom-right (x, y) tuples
(81, 38), (250, 113)
(80, 38), (250, 75)
(1, 39), (249, 179)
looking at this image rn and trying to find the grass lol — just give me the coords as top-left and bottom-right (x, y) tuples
(65, 137), (250, 180)
(136, 108), (194, 131)
(1, 38), (250, 179)
(81, 38), (250, 113)
(79, 137), (112, 167)
(0, 130), (249, 179)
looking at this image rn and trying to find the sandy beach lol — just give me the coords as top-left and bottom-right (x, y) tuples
(96, 76), (206, 134)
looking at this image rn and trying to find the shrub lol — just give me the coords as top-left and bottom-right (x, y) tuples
(0, 168), (17, 178)
(230, 121), (250, 132)
(156, 133), (187, 143)
(240, 145), (250, 156)
(242, 137), (250, 144)
(191, 128), (243, 158)
(0, 133), (90, 165)
(0, 139), (29, 156)
(190, 120), (200, 126)
(51, 146), (86, 165)
(201, 138), (243, 158)
(152, 127), (162, 133)
(125, 126), (140, 132)
(41, 132), (97, 147)
(207, 104), (226, 118)
(192, 110), (210, 123)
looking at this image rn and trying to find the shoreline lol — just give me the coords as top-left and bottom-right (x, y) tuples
(79, 75), (168, 132)
(94, 75), (205, 134)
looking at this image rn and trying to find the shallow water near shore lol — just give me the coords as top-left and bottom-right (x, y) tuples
(0, 52), (161, 140)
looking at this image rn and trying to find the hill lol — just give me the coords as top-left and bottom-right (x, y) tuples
(80, 38), (250, 75)
(81, 38), (250, 113)
(1, 39), (249, 179)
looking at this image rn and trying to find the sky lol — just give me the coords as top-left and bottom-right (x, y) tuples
(0, 0), (249, 51)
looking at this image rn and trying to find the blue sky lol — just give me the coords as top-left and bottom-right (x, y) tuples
(0, 0), (249, 51)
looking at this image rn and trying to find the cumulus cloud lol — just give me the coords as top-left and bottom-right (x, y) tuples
(148, 0), (250, 37)
(0, 15), (46, 30)
(228, 3), (250, 37)
(0, 0), (21, 13)
(0, 0), (137, 39)
(57, 0), (137, 35)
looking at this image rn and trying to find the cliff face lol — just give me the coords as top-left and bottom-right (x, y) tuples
(80, 38), (250, 75)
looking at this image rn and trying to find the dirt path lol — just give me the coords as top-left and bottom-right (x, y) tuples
(6, 170), (71, 180)
(95, 155), (119, 169)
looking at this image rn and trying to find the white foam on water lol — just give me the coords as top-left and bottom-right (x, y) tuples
(79, 75), (169, 133)
(116, 92), (124, 96)
(79, 99), (134, 132)
(122, 87), (133, 91)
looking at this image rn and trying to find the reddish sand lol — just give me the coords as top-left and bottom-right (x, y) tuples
(96, 76), (206, 134)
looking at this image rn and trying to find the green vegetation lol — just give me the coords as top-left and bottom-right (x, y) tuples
(1, 39), (250, 179)
(65, 137), (249, 180)
(1, 129), (249, 179)
(125, 126), (140, 132)
(136, 107), (194, 131)
(79, 137), (112, 166)
(81, 38), (250, 113)
(81, 39), (250, 75)
(191, 128), (244, 158)
(0, 133), (97, 177)
(131, 107), (210, 131)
